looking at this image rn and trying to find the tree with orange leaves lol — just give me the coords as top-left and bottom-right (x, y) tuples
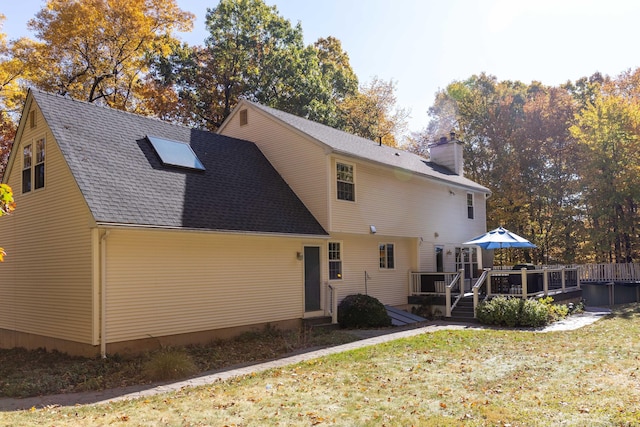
(26, 0), (194, 112)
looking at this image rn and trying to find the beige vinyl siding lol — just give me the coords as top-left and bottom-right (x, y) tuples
(0, 104), (94, 343)
(219, 106), (329, 229)
(330, 157), (486, 245)
(329, 233), (415, 307)
(103, 229), (320, 343)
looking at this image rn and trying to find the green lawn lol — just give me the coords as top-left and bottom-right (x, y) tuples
(2, 304), (640, 426)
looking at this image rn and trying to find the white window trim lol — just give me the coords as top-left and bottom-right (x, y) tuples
(335, 160), (356, 202)
(328, 241), (343, 280)
(34, 137), (45, 190)
(379, 242), (395, 270)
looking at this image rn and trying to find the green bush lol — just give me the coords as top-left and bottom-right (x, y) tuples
(476, 296), (568, 327)
(338, 294), (392, 328)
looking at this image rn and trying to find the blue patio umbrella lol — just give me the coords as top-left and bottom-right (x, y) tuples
(463, 226), (537, 250)
(463, 226), (536, 267)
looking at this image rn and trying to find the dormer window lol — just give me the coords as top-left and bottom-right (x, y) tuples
(336, 162), (354, 201)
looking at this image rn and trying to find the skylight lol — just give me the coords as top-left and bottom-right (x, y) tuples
(147, 135), (205, 171)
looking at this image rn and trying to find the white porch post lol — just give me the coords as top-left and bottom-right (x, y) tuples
(473, 287), (479, 318)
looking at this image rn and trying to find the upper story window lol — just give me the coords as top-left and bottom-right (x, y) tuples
(336, 162), (354, 201)
(379, 243), (395, 269)
(467, 193), (474, 219)
(22, 138), (46, 194)
(22, 144), (32, 193)
(328, 241), (342, 280)
(35, 138), (45, 190)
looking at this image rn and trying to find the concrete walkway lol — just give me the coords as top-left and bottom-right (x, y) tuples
(0, 307), (611, 411)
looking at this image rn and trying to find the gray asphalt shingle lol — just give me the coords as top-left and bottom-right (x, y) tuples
(244, 101), (490, 193)
(32, 90), (327, 236)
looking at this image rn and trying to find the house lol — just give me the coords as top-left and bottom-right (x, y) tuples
(218, 100), (491, 303)
(0, 90), (489, 357)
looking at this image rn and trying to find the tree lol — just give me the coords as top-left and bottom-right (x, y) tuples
(26, 0), (194, 111)
(338, 76), (409, 147)
(418, 74), (583, 264)
(0, 183), (15, 261)
(571, 84), (640, 262)
(0, 15), (34, 176)
(147, 0), (359, 131)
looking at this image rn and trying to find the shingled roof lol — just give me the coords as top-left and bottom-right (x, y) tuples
(238, 100), (490, 193)
(28, 90), (328, 236)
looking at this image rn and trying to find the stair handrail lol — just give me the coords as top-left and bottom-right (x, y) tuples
(445, 269), (465, 317)
(471, 269), (490, 318)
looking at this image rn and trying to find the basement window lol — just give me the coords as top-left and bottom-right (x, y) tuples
(147, 135), (205, 171)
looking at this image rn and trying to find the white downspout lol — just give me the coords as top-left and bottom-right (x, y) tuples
(100, 231), (110, 358)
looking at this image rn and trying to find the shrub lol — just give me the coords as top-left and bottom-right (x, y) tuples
(476, 296), (569, 327)
(142, 348), (197, 382)
(338, 294), (392, 328)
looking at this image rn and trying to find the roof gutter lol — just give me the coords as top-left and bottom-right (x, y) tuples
(93, 222), (330, 239)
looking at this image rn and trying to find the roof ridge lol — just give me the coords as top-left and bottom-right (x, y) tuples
(30, 89), (197, 134)
(243, 99), (427, 159)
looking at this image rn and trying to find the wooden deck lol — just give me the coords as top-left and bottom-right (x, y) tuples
(410, 263), (640, 318)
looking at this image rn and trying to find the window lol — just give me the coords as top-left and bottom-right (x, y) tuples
(29, 110), (36, 128)
(336, 162), (354, 201)
(239, 109), (248, 126)
(328, 242), (342, 280)
(435, 245), (444, 272)
(379, 243), (395, 269)
(467, 193), (474, 219)
(147, 135), (205, 171)
(35, 138), (45, 190)
(22, 144), (32, 193)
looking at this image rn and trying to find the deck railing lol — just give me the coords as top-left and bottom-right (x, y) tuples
(576, 263), (640, 282)
(411, 266), (580, 318)
(410, 271), (459, 295)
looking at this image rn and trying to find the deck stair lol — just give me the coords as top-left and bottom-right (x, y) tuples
(449, 295), (478, 323)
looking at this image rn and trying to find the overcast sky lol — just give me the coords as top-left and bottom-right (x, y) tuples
(3, 0), (640, 134)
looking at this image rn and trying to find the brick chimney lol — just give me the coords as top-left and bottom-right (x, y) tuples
(428, 131), (464, 176)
